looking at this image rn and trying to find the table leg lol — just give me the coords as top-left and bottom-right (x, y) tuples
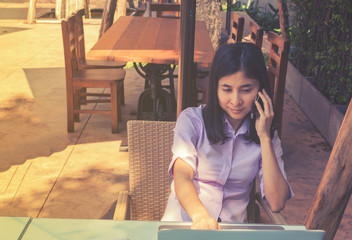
(134, 63), (176, 121)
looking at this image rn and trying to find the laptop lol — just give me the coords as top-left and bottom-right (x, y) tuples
(158, 223), (326, 240)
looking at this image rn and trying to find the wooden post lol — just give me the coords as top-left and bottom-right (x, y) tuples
(65, 0), (70, 18)
(84, 0), (91, 18)
(78, 0), (84, 11)
(304, 98), (352, 240)
(26, 0), (37, 24)
(99, 0), (118, 38)
(177, 0), (196, 116)
(117, 0), (127, 19)
(55, 0), (65, 19)
(226, 0), (231, 36)
(277, 0), (290, 41)
(145, 0), (151, 17)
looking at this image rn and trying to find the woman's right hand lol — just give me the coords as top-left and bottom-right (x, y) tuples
(174, 158), (220, 230)
(191, 214), (221, 230)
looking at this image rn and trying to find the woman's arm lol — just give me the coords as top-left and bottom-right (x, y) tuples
(255, 90), (290, 212)
(259, 138), (290, 212)
(173, 158), (220, 229)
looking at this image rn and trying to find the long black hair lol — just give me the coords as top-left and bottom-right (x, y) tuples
(202, 42), (276, 144)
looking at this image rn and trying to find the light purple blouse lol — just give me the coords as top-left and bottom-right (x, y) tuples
(161, 105), (293, 223)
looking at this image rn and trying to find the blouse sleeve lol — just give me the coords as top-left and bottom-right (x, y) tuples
(258, 130), (294, 200)
(168, 108), (201, 178)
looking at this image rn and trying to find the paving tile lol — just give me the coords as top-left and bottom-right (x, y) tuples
(38, 141), (129, 219)
(0, 146), (74, 217)
(0, 161), (31, 201)
(0, 166), (17, 193)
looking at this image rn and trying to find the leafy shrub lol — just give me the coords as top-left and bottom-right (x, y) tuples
(223, 0), (280, 33)
(290, 0), (352, 104)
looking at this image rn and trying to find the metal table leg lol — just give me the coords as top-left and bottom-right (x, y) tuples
(133, 63), (177, 121)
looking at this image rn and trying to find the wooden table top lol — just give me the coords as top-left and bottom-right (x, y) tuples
(87, 16), (214, 67)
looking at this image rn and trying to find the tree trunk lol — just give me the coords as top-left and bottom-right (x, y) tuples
(65, 0), (70, 17)
(55, 0), (65, 19)
(84, 0), (90, 18)
(304, 98), (352, 240)
(99, 0), (118, 38)
(117, 0), (127, 19)
(277, 0), (290, 41)
(26, 0), (37, 24)
(195, 0), (221, 50)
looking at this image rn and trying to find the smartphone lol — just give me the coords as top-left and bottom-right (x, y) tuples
(253, 92), (264, 112)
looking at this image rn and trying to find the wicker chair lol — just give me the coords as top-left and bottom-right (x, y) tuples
(114, 120), (286, 223)
(114, 120), (174, 220)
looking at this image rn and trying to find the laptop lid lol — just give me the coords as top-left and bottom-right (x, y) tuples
(158, 228), (326, 240)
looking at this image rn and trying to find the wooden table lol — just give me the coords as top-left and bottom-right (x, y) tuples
(87, 16), (214, 121)
(87, 16), (214, 67)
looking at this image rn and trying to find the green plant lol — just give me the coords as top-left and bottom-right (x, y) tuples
(223, 0), (280, 33)
(290, 0), (352, 104)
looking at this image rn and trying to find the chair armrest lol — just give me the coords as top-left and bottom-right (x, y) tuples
(255, 193), (287, 224)
(113, 191), (130, 220)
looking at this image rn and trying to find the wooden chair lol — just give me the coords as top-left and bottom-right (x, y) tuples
(113, 120), (285, 223)
(149, 1), (180, 18)
(61, 15), (125, 133)
(249, 21), (264, 49)
(229, 12), (245, 43)
(73, 9), (126, 105)
(248, 32), (290, 224)
(266, 31), (290, 137)
(74, 9), (126, 71)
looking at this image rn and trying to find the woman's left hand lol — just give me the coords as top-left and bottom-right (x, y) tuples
(254, 89), (274, 140)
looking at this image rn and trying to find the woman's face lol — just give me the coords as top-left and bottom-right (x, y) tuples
(217, 70), (260, 130)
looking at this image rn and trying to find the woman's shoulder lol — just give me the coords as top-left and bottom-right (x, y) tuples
(179, 105), (204, 120)
(176, 105), (205, 128)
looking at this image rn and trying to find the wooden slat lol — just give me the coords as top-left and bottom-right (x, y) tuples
(230, 12), (244, 43)
(81, 99), (111, 104)
(134, 18), (161, 50)
(156, 18), (177, 50)
(88, 16), (132, 61)
(131, 17), (163, 63)
(268, 64), (279, 78)
(270, 49), (281, 65)
(73, 109), (111, 114)
(152, 17), (178, 64)
(268, 31), (287, 52)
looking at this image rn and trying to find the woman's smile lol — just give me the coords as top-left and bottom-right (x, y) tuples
(229, 107), (244, 114)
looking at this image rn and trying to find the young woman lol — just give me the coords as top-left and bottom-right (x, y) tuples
(161, 43), (293, 229)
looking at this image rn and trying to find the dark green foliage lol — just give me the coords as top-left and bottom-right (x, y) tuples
(290, 0), (352, 104)
(230, 1), (280, 33)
